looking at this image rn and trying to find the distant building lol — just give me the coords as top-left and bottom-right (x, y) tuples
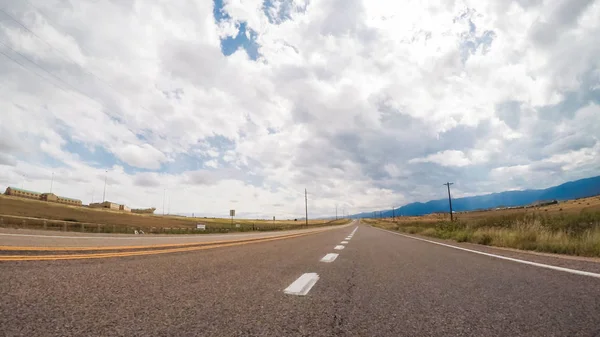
(119, 205), (131, 212)
(5, 187), (41, 200)
(5, 187), (82, 206)
(89, 201), (120, 210)
(41, 193), (82, 206)
(40, 193), (58, 202)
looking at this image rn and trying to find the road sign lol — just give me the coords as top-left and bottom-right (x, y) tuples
(230, 210), (235, 217)
(235, 223), (240, 228)
(196, 223), (206, 230)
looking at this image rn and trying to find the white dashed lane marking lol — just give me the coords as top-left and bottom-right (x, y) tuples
(334, 245), (345, 250)
(341, 241), (348, 244)
(284, 273), (320, 296)
(320, 253), (339, 263)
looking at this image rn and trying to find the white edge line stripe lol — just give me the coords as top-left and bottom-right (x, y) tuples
(334, 245), (345, 250)
(284, 273), (320, 295)
(341, 241), (349, 244)
(374, 227), (600, 279)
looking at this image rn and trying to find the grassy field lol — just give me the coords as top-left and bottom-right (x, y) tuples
(0, 195), (349, 234)
(367, 195), (600, 257)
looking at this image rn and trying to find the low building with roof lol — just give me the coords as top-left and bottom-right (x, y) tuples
(4, 187), (82, 206)
(5, 187), (42, 200)
(89, 201), (120, 210)
(41, 193), (82, 206)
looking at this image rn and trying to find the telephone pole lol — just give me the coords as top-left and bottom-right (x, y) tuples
(50, 172), (54, 193)
(443, 182), (454, 221)
(392, 206), (395, 220)
(163, 188), (166, 216)
(304, 188), (308, 227)
(335, 204), (338, 220)
(102, 170), (107, 202)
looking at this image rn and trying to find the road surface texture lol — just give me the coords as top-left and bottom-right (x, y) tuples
(0, 226), (342, 247)
(1, 221), (599, 336)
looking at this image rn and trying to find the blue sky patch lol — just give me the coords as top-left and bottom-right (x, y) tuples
(64, 140), (117, 169)
(214, 0), (260, 60)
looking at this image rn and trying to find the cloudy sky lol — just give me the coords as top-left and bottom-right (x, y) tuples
(0, 0), (599, 218)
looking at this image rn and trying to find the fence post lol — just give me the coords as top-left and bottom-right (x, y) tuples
(81, 223), (85, 232)
(63, 222), (67, 231)
(22, 220), (26, 228)
(43, 220), (47, 230)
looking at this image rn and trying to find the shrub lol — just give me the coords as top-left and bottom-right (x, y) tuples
(455, 231), (473, 242)
(421, 228), (437, 237)
(475, 233), (493, 245)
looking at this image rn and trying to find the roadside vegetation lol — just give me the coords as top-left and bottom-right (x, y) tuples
(0, 195), (350, 234)
(367, 196), (600, 257)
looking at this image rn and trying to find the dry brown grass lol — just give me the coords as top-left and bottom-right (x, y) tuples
(0, 195), (348, 233)
(368, 195), (600, 257)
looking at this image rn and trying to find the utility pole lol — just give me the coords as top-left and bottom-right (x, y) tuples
(335, 204), (338, 220)
(304, 188), (308, 227)
(102, 170), (107, 202)
(443, 182), (454, 221)
(163, 188), (166, 216)
(392, 206), (395, 221)
(50, 172), (54, 193)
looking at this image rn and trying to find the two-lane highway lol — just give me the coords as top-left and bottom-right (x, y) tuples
(1, 221), (599, 336)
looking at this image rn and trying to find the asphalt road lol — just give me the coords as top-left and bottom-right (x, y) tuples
(0, 226), (341, 247)
(1, 221), (600, 336)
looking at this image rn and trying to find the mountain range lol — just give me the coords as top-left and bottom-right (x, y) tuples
(353, 175), (600, 218)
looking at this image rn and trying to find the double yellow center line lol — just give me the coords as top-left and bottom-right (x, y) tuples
(0, 231), (317, 261)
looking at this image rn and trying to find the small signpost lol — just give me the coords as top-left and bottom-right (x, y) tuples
(230, 210), (235, 227)
(196, 223), (206, 230)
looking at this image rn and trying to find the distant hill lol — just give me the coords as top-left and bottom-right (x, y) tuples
(353, 175), (600, 218)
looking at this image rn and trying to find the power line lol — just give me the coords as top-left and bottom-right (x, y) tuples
(0, 6), (154, 117)
(0, 39), (133, 124)
(0, 47), (70, 94)
(0, 40), (88, 96)
(0, 7), (85, 67)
